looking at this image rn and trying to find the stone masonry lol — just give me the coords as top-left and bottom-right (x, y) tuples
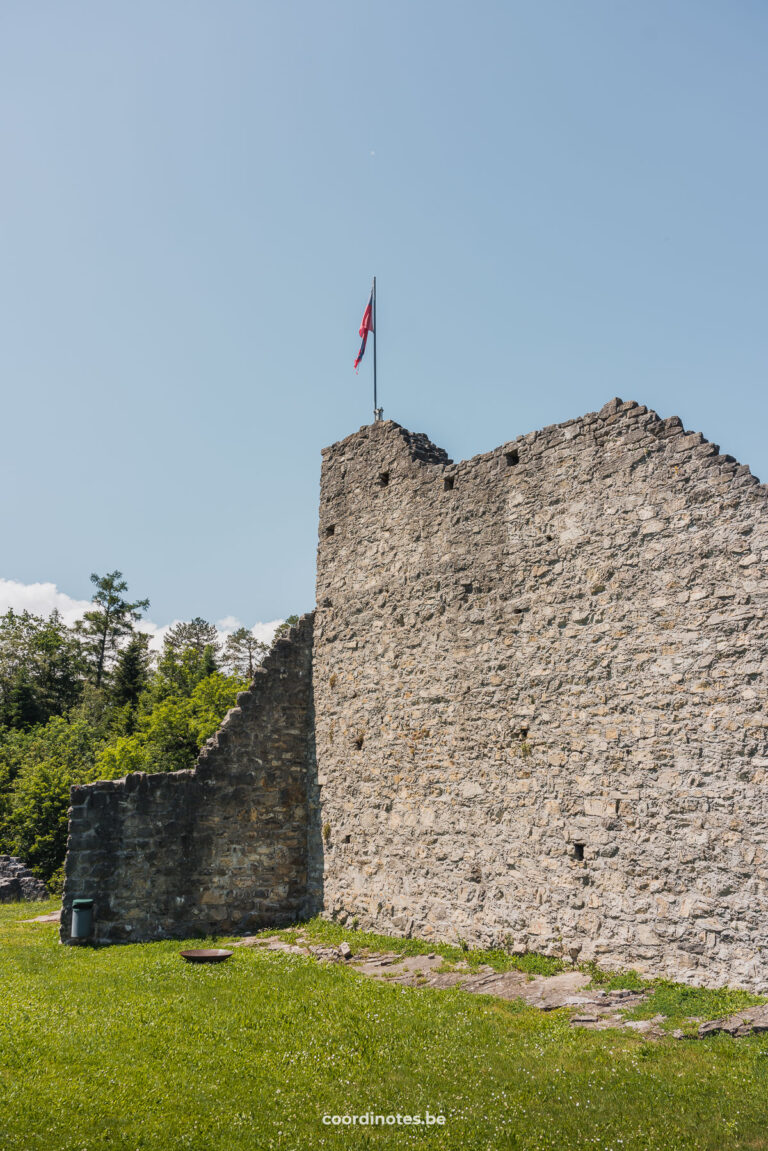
(60, 615), (316, 943)
(313, 400), (768, 991)
(0, 856), (49, 902)
(62, 400), (768, 991)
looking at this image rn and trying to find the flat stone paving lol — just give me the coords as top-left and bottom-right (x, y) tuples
(233, 936), (768, 1041)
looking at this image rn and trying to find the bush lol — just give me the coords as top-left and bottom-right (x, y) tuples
(0, 718), (103, 880)
(94, 671), (248, 777)
(0, 673), (248, 881)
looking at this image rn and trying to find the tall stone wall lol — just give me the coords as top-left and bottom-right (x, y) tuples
(313, 401), (768, 990)
(60, 615), (316, 944)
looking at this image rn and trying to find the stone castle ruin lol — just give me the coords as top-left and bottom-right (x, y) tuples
(61, 398), (768, 991)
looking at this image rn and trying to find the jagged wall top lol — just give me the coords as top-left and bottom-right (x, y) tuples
(322, 397), (763, 495)
(322, 420), (452, 467)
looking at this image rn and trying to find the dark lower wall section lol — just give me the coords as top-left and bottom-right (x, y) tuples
(60, 614), (316, 944)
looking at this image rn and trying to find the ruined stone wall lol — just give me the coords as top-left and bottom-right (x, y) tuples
(60, 615), (316, 944)
(0, 856), (48, 902)
(313, 401), (768, 990)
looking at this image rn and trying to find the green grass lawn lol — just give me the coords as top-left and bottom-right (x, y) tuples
(1, 902), (767, 1151)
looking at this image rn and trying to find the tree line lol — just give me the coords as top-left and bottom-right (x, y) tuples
(0, 571), (295, 889)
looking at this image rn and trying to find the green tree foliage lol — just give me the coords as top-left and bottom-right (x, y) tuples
(112, 633), (152, 708)
(96, 671), (248, 778)
(222, 627), (267, 678)
(110, 633), (152, 733)
(0, 589), (256, 883)
(153, 618), (219, 699)
(164, 617), (220, 658)
(274, 614), (300, 640)
(76, 572), (149, 688)
(0, 610), (85, 729)
(0, 718), (106, 880)
(0, 664), (248, 883)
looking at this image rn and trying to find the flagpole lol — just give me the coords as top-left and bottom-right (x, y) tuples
(373, 276), (382, 422)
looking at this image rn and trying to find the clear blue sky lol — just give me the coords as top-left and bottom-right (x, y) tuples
(1, 1), (766, 628)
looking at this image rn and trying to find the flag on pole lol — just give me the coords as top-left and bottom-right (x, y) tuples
(354, 288), (375, 371)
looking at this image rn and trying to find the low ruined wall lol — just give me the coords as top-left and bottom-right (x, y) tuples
(60, 615), (316, 944)
(0, 856), (48, 902)
(313, 402), (768, 991)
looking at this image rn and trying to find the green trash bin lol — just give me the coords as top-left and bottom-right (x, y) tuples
(71, 899), (94, 939)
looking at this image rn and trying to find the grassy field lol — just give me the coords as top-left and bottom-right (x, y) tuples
(1, 902), (767, 1150)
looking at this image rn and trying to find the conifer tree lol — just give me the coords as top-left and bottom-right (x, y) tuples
(76, 572), (149, 688)
(163, 617), (220, 660)
(222, 627), (267, 678)
(111, 633), (152, 710)
(155, 618), (219, 698)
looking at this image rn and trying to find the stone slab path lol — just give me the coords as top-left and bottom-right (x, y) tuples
(233, 936), (768, 1041)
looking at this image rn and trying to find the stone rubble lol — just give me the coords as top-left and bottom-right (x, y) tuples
(697, 1004), (768, 1038)
(0, 856), (49, 902)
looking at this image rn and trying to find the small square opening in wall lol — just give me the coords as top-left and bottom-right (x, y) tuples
(444, 475), (455, 491)
(378, 471), (390, 487)
(505, 449), (520, 467)
(324, 525), (335, 537)
(573, 843), (585, 862)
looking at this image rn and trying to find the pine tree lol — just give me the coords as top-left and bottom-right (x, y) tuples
(111, 633), (151, 709)
(163, 617), (220, 660)
(222, 627), (268, 678)
(76, 572), (150, 688)
(155, 618), (220, 698)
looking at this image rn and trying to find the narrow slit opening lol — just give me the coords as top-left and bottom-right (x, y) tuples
(444, 475), (455, 491)
(573, 843), (585, 862)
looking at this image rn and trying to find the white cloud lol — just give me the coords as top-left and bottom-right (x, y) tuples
(215, 616), (285, 647)
(216, 615), (242, 633)
(251, 620), (285, 646)
(135, 619), (176, 652)
(0, 578), (284, 653)
(0, 579), (92, 628)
